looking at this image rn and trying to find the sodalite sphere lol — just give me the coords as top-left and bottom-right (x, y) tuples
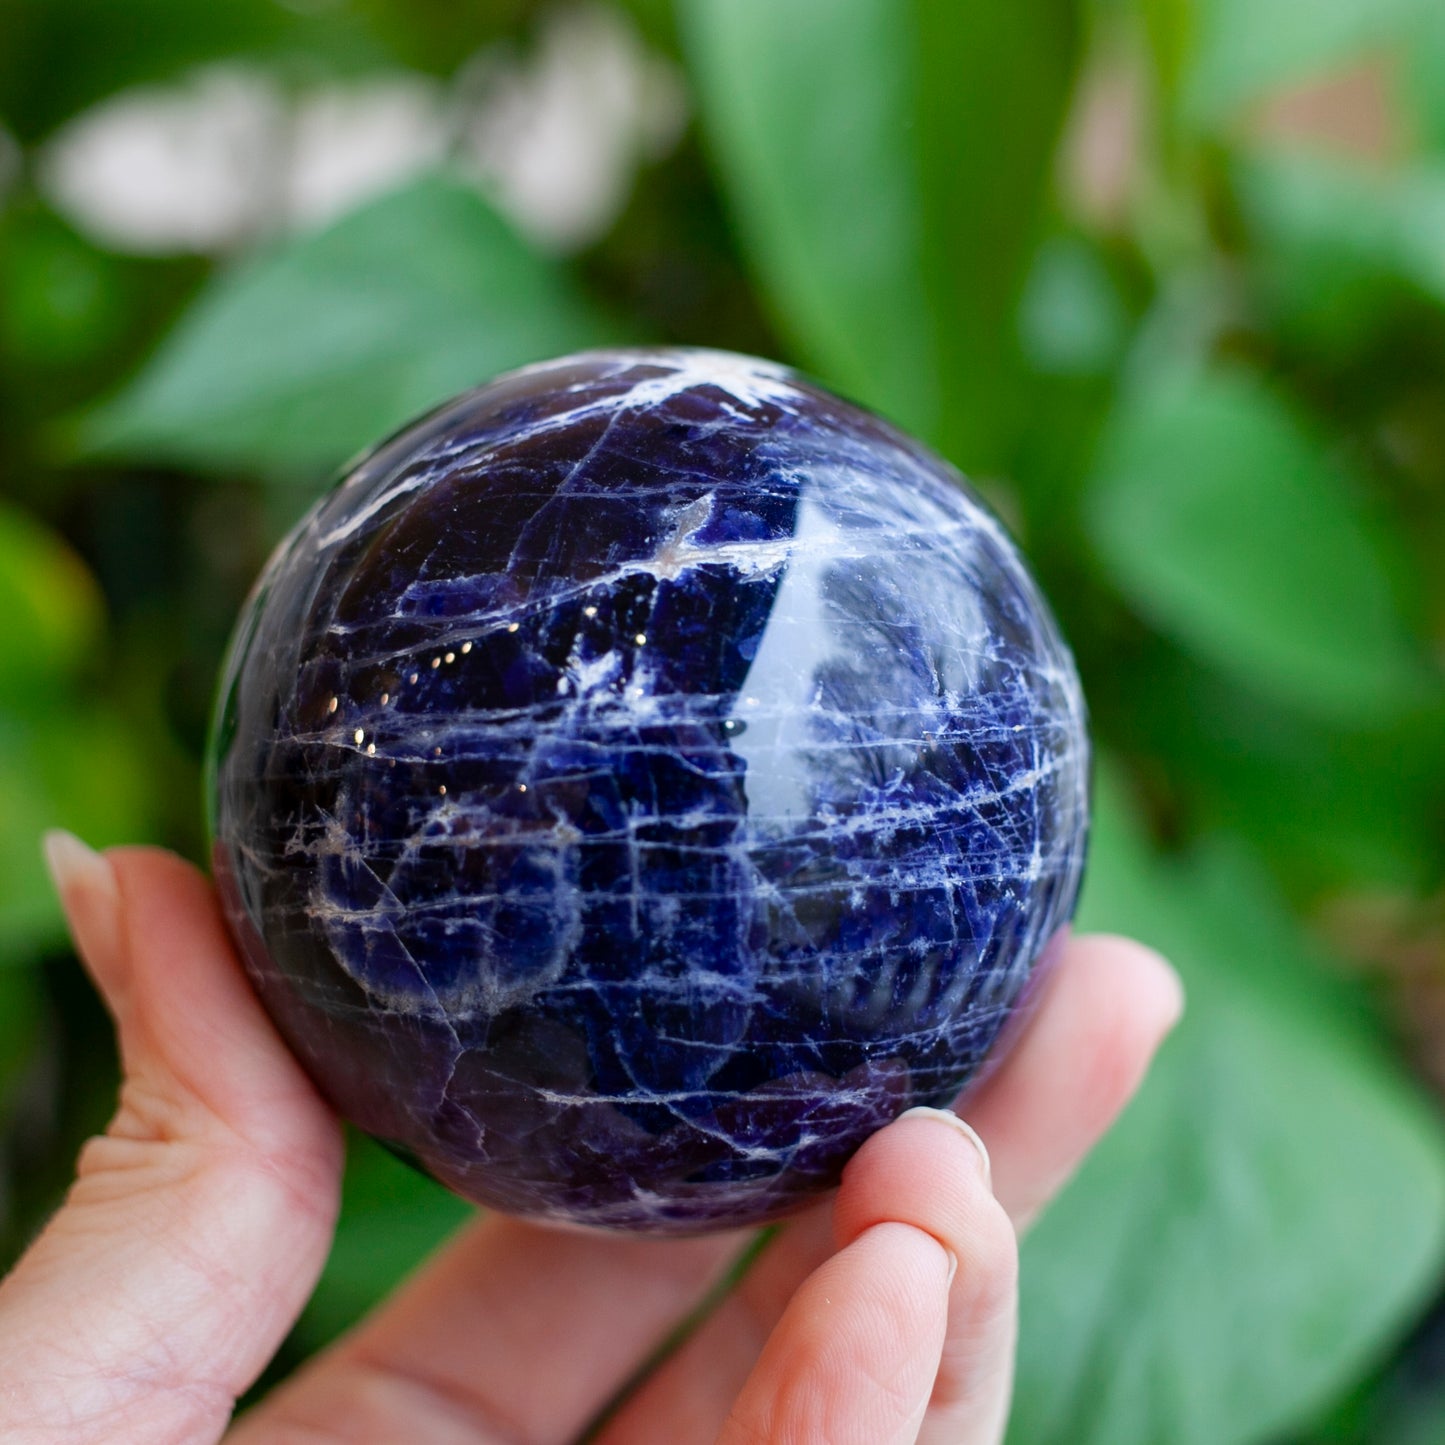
(210, 347), (1088, 1234)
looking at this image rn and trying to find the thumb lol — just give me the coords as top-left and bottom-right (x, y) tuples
(0, 836), (343, 1445)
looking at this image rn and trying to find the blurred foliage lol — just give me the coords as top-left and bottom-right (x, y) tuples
(679, 0), (1079, 470)
(1087, 363), (1423, 720)
(1018, 777), (1445, 1444)
(85, 176), (618, 474)
(1, 0), (1444, 1440)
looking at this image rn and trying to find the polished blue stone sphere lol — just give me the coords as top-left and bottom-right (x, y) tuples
(210, 348), (1088, 1233)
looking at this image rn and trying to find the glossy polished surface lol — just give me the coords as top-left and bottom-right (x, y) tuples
(211, 348), (1089, 1232)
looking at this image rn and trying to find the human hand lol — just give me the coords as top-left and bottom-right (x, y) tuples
(0, 836), (1181, 1444)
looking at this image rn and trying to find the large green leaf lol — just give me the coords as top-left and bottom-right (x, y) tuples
(1009, 781), (1445, 1445)
(677, 0), (1080, 470)
(1178, 0), (1434, 129)
(1085, 365), (1424, 721)
(81, 174), (619, 477)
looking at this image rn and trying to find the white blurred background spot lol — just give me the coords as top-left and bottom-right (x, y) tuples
(40, 68), (289, 253)
(35, 3), (687, 257)
(461, 5), (688, 252)
(282, 75), (452, 229)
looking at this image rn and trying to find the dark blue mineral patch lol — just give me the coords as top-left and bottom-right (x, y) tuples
(210, 347), (1089, 1233)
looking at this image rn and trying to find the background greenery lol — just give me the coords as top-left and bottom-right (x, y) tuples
(1, 0), (1443, 1439)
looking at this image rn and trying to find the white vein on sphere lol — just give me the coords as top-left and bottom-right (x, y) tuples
(314, 350), (804, 552)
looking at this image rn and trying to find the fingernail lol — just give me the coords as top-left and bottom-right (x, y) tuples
(1160, 960), (1187, 1031)
(898, 1106), (992, 1191)
(943, 1249), (959, 1286)
(1141, 948), (1186, 1037)
(43, 830), (121, 958)
(1111, 937), (1186, 1033)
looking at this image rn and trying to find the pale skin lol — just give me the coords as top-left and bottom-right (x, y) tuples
(0, 835), (1182, 1444)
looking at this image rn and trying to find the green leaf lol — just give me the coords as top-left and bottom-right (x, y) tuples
(677, 0), (1080, 470)
(1235, 154), (1445, 326)
(1179, 0), (1434, 129)
(0, 501), (104, 702)
(295, 1132), (471, 1350)
(81, 174), (620, 477)
(1085, 365), (1424, 721)
(1232, 157), (1418, 354)
(1010, 779), (1445, 1445)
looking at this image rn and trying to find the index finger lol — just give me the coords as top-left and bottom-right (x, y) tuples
(967, 933), (1183, 1228)
(716, 1108), (1015, 1445)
